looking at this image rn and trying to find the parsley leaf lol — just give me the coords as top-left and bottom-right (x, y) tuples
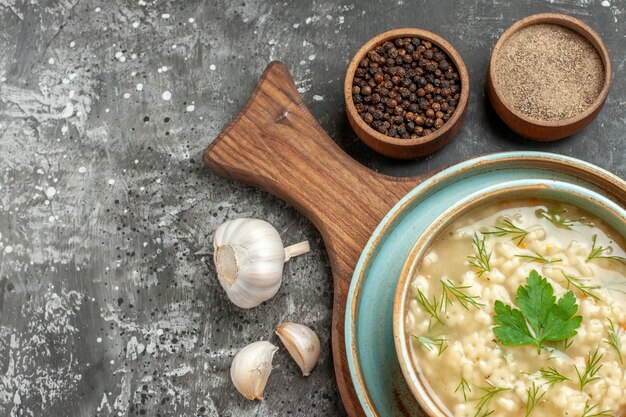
(493, 270), (582, 353)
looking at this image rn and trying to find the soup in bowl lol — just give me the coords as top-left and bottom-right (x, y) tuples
(394, 181), (626, 417)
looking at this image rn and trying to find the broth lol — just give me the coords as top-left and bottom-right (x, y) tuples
(406, 198), (626, 417)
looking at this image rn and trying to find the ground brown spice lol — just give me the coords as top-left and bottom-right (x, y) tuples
(494, 24), (604, 122)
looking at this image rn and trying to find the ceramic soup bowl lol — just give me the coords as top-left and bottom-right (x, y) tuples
(393, 179), (626, 417)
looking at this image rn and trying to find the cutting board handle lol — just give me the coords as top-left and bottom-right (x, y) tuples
(203, 61), (422, 417)
(203, 61), (418, 274)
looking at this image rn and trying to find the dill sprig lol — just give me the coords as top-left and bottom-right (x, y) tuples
(539, 366), (569, 388)
(412, 335), (448, 356)
(467, 234), (492, 276)
(561, 271), (601, 301)
(515, 251), (562, 264)
(563, 338), (574, 350)
(537, 208), (587, 230)
(416, 288), (444, 325)
(581, 401), (615, 417)
(525, 382), (546, 417)
(482, 219), (529, 246)
(602, 280), (626, 295)
(576, 347), (604, 391)
(586, 235), (626, 265)
(604, 318), (623, 364)
(441, 279), (485, 310)
(455, 376), (472, 401)
(471, 382), (509, 417)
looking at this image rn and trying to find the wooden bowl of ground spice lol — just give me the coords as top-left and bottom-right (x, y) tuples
(344, 29), (469, 159)
(487, 13), (612, 141)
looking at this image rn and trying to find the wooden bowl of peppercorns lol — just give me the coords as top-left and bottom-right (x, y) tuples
(345, 29), (469, 159)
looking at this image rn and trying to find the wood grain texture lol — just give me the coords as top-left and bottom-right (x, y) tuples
(203, 61), (424, 417)
(344, 28), (470, 159)
(486, 13), (612, 141)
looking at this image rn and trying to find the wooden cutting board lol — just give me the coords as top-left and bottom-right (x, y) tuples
(203, 61), (429, 417)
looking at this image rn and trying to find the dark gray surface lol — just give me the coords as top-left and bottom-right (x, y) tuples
(0, 0), (624, 416)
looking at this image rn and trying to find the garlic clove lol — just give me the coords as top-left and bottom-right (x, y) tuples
(213, 218), (310, 309)
(230, 341), (279, 400)
(275, 322), (320, 376)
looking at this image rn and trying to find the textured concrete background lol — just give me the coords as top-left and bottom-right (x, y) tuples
(0, 0), (624, 416)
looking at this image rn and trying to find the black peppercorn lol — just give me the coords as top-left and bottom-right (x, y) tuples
(352, 35), (461, 139)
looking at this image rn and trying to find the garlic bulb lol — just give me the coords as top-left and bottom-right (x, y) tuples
(276, 322), (320, 376)
(230, 341), (279, 400)
(213, 218), (310, 308)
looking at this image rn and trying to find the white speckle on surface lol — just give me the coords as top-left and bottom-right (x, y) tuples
(339, 16), (345, 24)
(97, 337), (102, 343)
(186, 105), (195, 112)
(123, 93), (130, 99)
(45, 187), (56, 199)
(70, 41), (76, 48)
(293, 23), (300, 28)
(115, 51), (126, 62)
(132, 21), (140, 28)
(209, 64), (216, 70)
(162, 91), (171, 100)
(105, 108), (110, 113)
(134, 159), (139, 164)
(156, 178), (161, 184)
(136, 83), (143, 91)
(188, 17), (195, 23)
(95, 6), (101, 12)
(78, 166), (87, 174)
(5, 246), (13, 253)
(48, 216), (55, 223)
(601, 0), (611, 6)
(161, 13), (170, 18)
(61, 125), (68, 134)
(108, 179), (115, 185)
(313, 95), (324, 101)
(308, 54), (316, 60)
(48, 57), (55, 64)
(61, 103), (74, 118)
